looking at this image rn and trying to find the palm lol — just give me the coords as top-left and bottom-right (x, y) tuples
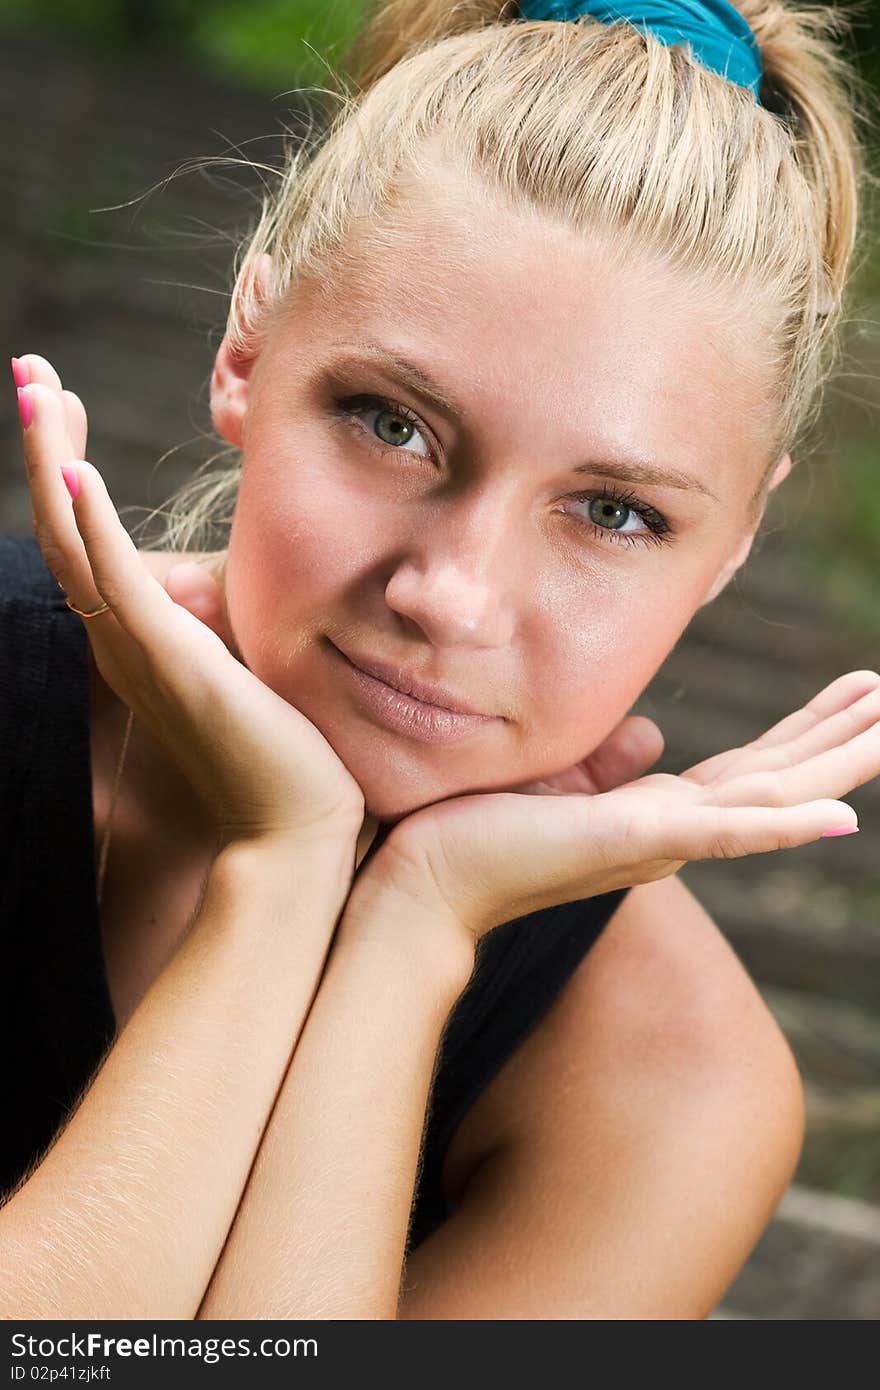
(374, 767), (689, 936)
(370, 673), (879, 940)
(505, 713), (666, 797)
(23, 353), (365, 843)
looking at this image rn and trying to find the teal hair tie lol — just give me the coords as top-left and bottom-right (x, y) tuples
(518, 0), (763, 102)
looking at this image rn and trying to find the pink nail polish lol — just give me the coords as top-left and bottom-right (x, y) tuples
(61, 464), (79, 500)
(17, 386), (33, 430)
(820, 826), (859, 837)
(11, 356), (29, 389)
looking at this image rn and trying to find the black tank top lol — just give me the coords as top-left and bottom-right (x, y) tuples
(0, 533), (630, 1254)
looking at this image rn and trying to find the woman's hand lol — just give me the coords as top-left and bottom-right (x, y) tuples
(359, 671), (876, 949)
(506, 711), (667, 796)
(14, 353), (367, 853)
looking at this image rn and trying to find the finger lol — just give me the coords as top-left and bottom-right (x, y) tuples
(654, 798), (859, 863)
(165, 559), (230, 644)
(584, 715), (665, 792)
(19, 384), (174, 639)
(16, 354), (89, 461)
(741, 683), (880, 775)
(614, 800), (856, 861)
(702, 714), (880, 809)
(62, 388), (89, 460)
(19, 382), (98, 604)
(524, 785), (857, 902)
(682, 670), (880, 785)
(748, 670), (880, 749)
(15, 353), (67, 403)
(62, 457), (180, 643)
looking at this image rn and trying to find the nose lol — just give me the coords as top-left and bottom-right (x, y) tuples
(383, 490), (518, 648)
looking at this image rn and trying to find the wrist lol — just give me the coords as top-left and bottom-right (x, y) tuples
(211, 819), (361, 917)
(341, 868), (477, 1004)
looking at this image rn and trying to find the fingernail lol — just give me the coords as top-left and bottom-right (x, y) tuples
(61, 464), (79, 500)
(821, 826), (860, 837)
(17, 386), (33, 430)
(11, 356), (29, 389)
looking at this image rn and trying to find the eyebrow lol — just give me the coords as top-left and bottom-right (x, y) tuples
(330, 340), (460, 415)
(570, 459), (718, 500)
(328, 339), (719, 502)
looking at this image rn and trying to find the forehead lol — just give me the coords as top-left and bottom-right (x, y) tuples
(292, 173), (768, 490)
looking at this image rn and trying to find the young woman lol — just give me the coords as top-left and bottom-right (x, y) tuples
(1, 0), (877, 1319)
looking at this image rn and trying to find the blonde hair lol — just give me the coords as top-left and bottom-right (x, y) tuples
(137, 0), (876, 556)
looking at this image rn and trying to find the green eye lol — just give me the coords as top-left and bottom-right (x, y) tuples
(589, 497), (631, 531)
(374, 407), (416, 447)
(336, 394), (433, 461)
(567, 486), (673, 549)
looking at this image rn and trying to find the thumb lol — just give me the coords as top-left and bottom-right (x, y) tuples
(164, 560), (231, 647)
(585, 715), (666, 792)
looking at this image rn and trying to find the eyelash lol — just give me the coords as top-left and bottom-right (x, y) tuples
(331, 393), (673, 550)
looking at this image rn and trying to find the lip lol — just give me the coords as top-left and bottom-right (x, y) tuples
(332, 642), (494, 717)
(328, 640), (500, 746)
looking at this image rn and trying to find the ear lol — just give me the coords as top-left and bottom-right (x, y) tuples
(209, 251), (274, 448)
(700, 453), (792, 607)
(768, 452), (793, 491)
(700, 528), (757, 606)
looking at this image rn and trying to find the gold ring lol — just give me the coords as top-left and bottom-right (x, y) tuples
(65, 596), (111, 619)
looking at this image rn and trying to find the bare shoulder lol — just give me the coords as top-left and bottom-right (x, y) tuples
(408, 875), (804, 1318)
(567, 872), (787, 1063)
(441, 873), (802, 1198)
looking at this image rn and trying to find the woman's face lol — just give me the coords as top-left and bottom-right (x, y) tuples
(215, 190), (779, 821)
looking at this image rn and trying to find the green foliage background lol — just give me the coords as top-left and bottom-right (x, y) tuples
(0, 0), (367, 90)
(0, 0), (877, 88)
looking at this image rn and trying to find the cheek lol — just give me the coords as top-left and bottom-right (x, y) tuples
(224, 465), (362, 665)
(528, 583), (698, 758)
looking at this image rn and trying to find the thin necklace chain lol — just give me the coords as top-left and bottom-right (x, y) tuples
(96, 706), (134, 908)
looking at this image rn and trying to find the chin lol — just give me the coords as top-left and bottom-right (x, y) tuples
(357, 753), (528, 823)
(331, 744), (477, 822)
(359, 773), (455, 824)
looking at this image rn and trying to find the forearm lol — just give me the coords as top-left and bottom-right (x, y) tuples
(0, 833), (355, 1320)
(196, 881), (475, 1320)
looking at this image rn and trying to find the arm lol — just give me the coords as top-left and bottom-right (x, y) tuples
(195, 877), (475, 1320)
(397, 872), (805, 1319)
(0, 831), (356, 1320)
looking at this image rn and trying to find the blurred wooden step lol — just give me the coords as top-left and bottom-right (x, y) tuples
(681, 859), (880, 1011)
(716, 1184), (880, 1319)
(762, 986), (880, 1088)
